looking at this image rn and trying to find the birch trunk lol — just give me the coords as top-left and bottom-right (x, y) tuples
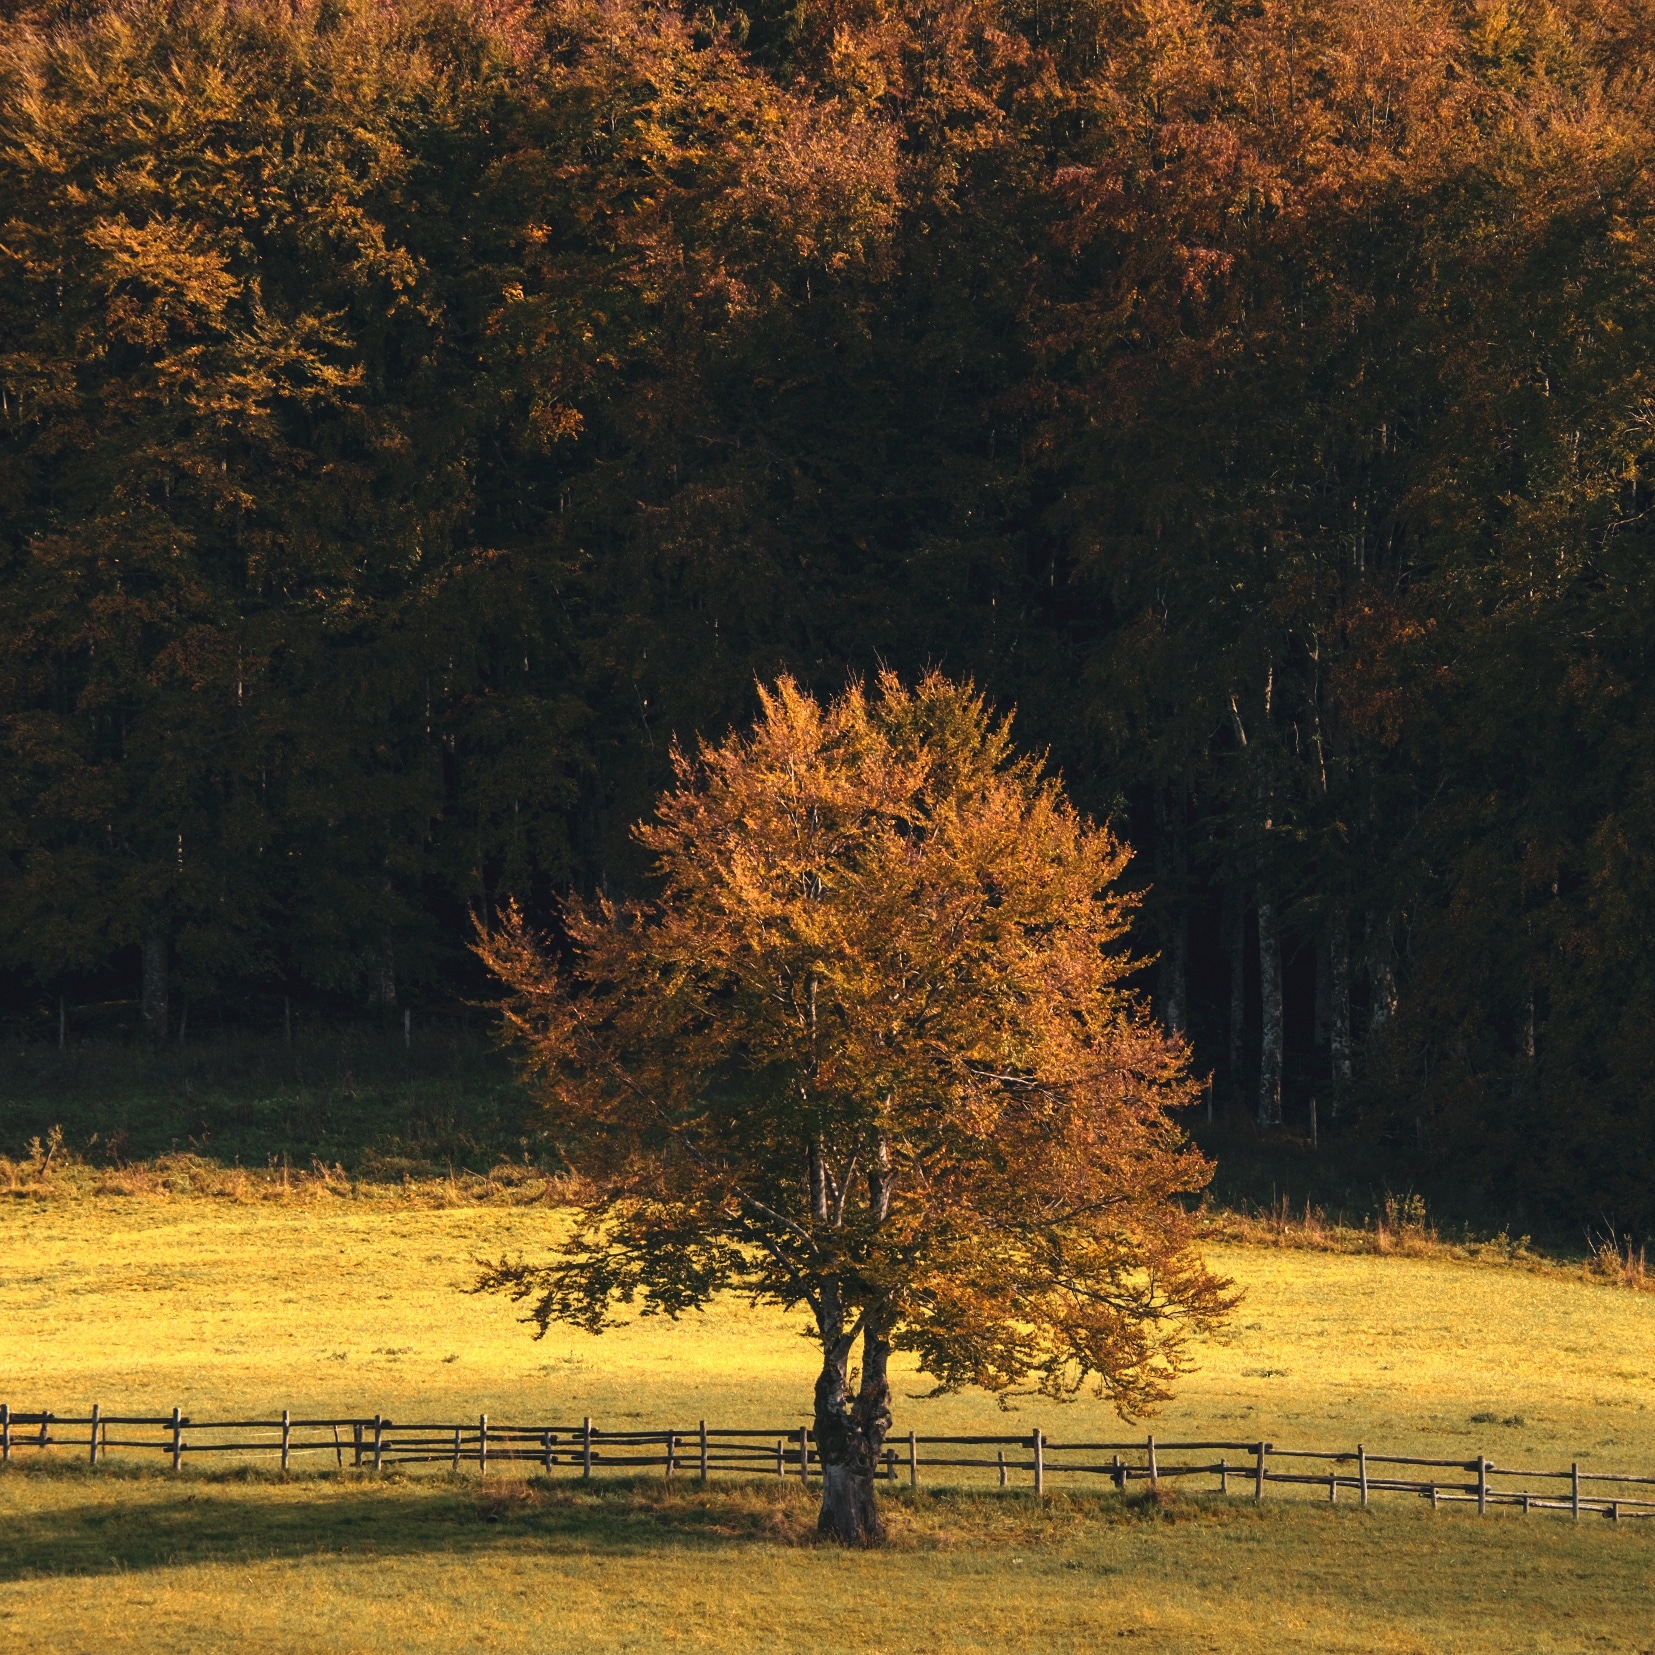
(141, 932), (168, 1040)
(1257, 895), (1283, 1127)
(1155, 791), (1188, 1040)
(1157, 913), (1188, 1039)
(370, 945), (397, 1009)
(1368, 918), (1396, 1036)
(1222, 886), (1245, 1112)
(1329, 912), (1351, 1106)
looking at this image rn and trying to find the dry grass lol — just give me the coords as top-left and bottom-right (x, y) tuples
(12, 1128), (1652, 1294)
(1202, 1190), (1655, 1292)
(4, 1196), (1655, 1463)
(0, 1126), (577, 1207)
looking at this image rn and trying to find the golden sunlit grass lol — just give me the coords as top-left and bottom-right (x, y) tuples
(6, 1196), (1654, 1466)
(3, 1194), (1654, 1652)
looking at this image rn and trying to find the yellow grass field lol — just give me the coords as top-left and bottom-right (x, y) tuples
(3, 1194), (1654, 1653)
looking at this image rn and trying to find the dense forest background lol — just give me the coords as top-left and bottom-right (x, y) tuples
(5, 0), (1655, 1234)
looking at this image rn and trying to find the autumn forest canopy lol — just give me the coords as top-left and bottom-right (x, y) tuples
(5, 0), (1655, 1232)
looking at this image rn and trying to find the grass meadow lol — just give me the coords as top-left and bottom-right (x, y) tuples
(3, 1194), (1654, 1652)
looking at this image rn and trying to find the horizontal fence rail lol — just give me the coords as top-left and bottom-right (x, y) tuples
(4, 1403), (1653, 1523)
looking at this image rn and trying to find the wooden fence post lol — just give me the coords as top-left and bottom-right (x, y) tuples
(39, 1412), (50, 1451)
(542, 1430), (553, 1474)
(89, 1404), (101, 1466)
(1477, 1455), (1487, 1515)
(2, 1403), (9, 1465)
(333, 1423), (343, 1470)
(1147, 1434), (1158, 1491)
(353, 1423), (363, 1469)
(798, 1426), (809, 1484)
(1253, 1441), (1266, 1501)
(908, 1430), (918, 1489)
(1358, 1444), (1368, 1508)
(478, 1414), (487, 1476)
(775, 1439), (784, 1477)
(451, 1426), (460, 1473)
(1218, 1457), (1228, 1495)
(582, 1417), (592, 1481)
(1033, 1429), (1044, 1498)
(1571, 1462), (1580, 1522)
(170, 1408), (183, 1472)
(281, 1410), (291, 1473)
(699, 1419), (708, 1484)
(373, 1414), (384, 1474)
(666, 1429), (676, 1482)
(998, 1449), (1007, 1488)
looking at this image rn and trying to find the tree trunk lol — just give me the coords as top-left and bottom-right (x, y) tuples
(1329, 911), (1351, 1108)
(813, 1318), (892, 1547)
(1157, 911), (1188, 1039)
(369, 944), (396, 1009)
(1154, 790), (1188, 1039)
(1257, 895), (1283, 1127)
(1368, 917), (1396, 1036)
(1222, 884), (1245, 1112)
(141, 932), (168, 1040)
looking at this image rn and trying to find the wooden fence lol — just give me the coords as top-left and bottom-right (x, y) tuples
(5, 1403), (1654, 1522)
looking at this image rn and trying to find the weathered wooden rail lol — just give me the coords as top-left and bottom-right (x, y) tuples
(4, 1403), (1653, 1521)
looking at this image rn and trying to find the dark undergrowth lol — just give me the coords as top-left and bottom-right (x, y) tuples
(0, 1024), (533, 1179)
(3, 1032), (1646, 1285)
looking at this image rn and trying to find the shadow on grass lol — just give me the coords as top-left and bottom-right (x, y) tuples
(0, 1462), (1230, 1582)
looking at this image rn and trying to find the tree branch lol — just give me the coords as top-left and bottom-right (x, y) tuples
(739, 1191), (822, 1258)
(832, 1153), (858, 1227)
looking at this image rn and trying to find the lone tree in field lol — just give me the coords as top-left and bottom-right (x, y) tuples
(476, 673), (1231, 1545)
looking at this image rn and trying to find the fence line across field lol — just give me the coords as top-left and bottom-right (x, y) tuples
(4, 1402), (1653, 1523)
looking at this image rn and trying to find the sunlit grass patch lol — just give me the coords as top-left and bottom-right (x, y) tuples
(7, 1198), (1654, 1475)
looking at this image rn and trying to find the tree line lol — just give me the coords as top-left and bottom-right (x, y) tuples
(4, 0), (1655, 1233)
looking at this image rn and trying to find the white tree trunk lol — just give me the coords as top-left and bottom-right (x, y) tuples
(1155, 791), (1187, 1039)
(1369, 918), (1396, 1035)
(1329, 912), (1351, 1106)
(369, 945), (397, 1009)
(1222, 886), (1245, 1112)
(1158, 911), (1187, 1041)
(141, 932), (168, 1040)
(1257, 896), (1283, 1127)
